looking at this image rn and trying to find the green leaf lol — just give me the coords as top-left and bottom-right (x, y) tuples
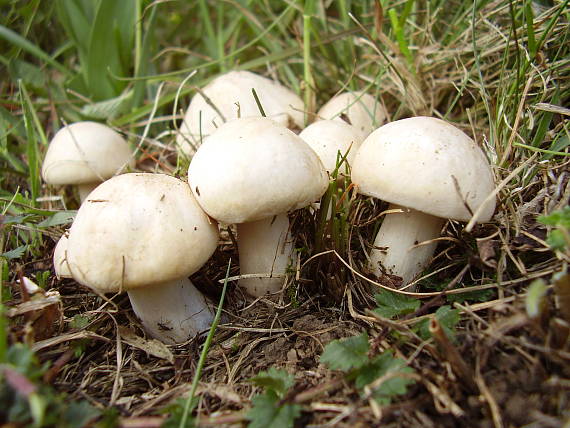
(320, 332), (370, 371)
(36, 211), (76, 228)
(85, 0), (136, 100)
(353, 351), (416, 405)
(373, 290), (420, 318)
(446, 288), (495, 304)
(250, 368), (295, 398)
(415, 306), (460, 341)
(1, 245), (27, 261)
(62, 400), (100, 428)
(539, 207), (570, 228)
(246, 391), (301, 428)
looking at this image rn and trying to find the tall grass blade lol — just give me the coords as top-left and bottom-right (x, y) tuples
(0, 25), (69, 75)
(18, 81), (40, 206)
(178, 260), (231, 428)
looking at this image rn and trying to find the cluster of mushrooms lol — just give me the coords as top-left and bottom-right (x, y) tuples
(43, 71), (496, 344)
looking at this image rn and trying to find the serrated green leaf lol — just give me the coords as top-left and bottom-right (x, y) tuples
(373, 290), (420, 318)
(80, 91), (133, 119)
(546, 230), (567, 251)
(538, 207), (570, 228)
(250, 368), (295, 397)
(246, 391), (301, 428)
(414, 306), (460, 341)
(62, 400), (100, 428)
(320, 332), (370, 371)
(36, 211), (76, 228)
(1, 245), (27, 260)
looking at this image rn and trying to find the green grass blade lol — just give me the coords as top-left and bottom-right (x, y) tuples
(178, 260), (231, 428)
(0, 25), (69, 75)
(18, 81), (40, 206)
(388, 8), (414, 71)
(86, 0), (135, 100)
(524, 0), (537, 58)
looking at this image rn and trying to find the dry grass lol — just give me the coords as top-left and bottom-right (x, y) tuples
(2, 0), (570, 427)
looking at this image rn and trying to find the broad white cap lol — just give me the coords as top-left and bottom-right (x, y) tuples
(352, 116), (496, 222)
(66, 173), (219, 293)
(187, 117), (328, 224)
(317, 92), (387, 138)
(299, 120), (364, 175)
(176, 71), (304, 154)
(42, 122), (134, 186)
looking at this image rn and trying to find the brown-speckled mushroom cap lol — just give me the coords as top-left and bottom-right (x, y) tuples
(65, 173), (219, 293)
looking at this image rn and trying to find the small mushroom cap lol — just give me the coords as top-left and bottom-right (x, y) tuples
(352, 116), (496, 222)
(317, 92), (387, 138)
(299, 120), (364, 174)
(66, 173), (219, 293)
(42, 122), (134, 185)
(176, 71), (304, 154)
(53, 234), (72, 279)
(187, 117), (328, 224)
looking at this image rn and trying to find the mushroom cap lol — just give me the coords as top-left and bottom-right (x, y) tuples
(176, 71), (304, 154)
(317, 92), (387, 138)
(352, 116), (496, 222)
(65, 173), (219, 293)
(42, 122), (134, 185)
(299, 120), (364, 174)
(187, 117), (328, 224)
(53, 234), (72, 279)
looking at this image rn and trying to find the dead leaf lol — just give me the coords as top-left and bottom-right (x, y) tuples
(476, 238), (497, 269)
(374, 0), (384, 37)
(119, 326), (174, 363)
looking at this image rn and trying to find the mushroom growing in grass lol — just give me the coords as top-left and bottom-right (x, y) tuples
(317, 91), (388, 139)
(64, 173), (219, 344)
(299, 120), (364, 178)
(53, 234), (72, 279)
(176, 70), (304, 155)
(352, 116), (496, 286)
(42, 121), (134, 203)
(188, 117), (328, 297)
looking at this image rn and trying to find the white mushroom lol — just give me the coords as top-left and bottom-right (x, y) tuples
(352, 116), (496, 285)
(53, 234), (72, 279)
(176, 71), (304, 155)
(188, 117), (328, 297)
(42, 122), (134, 202)
(65, 173), (219, 344)
(299, 120), (364, 177)
(317, 91), (387, 139)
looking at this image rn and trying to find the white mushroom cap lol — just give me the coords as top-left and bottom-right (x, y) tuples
(299, 120), (364, 175)
(65, 173), (219, 294)
(187, 117), (328, 224)
(352, 116), (496, 222)
(317, 92), (387, 139)
(176, 71), (304, 154)
(42, 122), (134, 186)
(53, 234), (72, 279)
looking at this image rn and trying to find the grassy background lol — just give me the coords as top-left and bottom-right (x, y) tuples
(0, 0), (569, 426)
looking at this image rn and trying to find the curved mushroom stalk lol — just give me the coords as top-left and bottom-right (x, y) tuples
(369, 204), (445, 286)
(128, 277), (215, 344)
(77, 182), (100, 203)
(237, 213), (293, 297)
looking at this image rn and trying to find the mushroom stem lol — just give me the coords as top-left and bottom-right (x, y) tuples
(369, 204), (445, 286)
(127, 277), (215, 344)
(237, 213), (293, 297)
(77, 182), (100, 203)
